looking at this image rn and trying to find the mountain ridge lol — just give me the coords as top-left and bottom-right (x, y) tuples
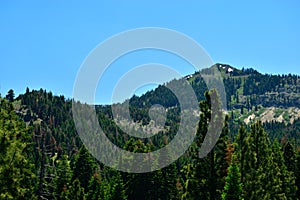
(2, 63), (299, 146)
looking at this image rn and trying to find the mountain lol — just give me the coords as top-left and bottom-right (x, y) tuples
(8, 64), (300, 144)
(1, 63), (300, 199)
(131, 63), (300, 108)
(126, 63), (300, 118)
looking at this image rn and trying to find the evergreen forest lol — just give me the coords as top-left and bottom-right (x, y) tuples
(1, 64), (300, 199)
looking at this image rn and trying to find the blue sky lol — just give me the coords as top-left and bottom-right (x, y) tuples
(0, 1), (299, 104)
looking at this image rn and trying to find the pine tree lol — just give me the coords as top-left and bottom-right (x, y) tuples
(35, 123), (57, 200)
(0, 99), (36, 199)
(68, 179), (86, 200)
(295, 151), (300, 199)
(215, 115), (230, 198)
(243, 121), (271, 200)
(72, 145), (97, 192)
(221, 155), (243, 200)
(260, 140), (286, 199)
(5, 89), (14, 102)
(283, 142), (296, 173)
(121, 138), (161, 200)
(240, 123), (293, 200)
(273, 141), (297, 200)
(250, 121), (270, 169)
(86, 173), (103, 200)
(254, 149), (285, 200)
(157, 137), (178, 200)
(236, 124), (248, 183)
(55, 154), (72, 199)
(109, 171), (127, 200)
(182, 91), (211, 199)
(183, 90), (228, 200)
(182, 164), (200, 200)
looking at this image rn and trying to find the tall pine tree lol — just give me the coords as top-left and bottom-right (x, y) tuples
(72, 145), (97, 192)
(0, 99), (36, 199)
(183, 90), (228, 200)
(221, 155), (243, 200)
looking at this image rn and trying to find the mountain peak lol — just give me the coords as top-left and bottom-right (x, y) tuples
(216, 63), (234, 71)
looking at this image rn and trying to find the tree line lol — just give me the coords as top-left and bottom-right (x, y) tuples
(1, 88), (300, 199)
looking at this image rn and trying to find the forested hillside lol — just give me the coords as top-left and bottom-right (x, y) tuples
(1, 65), (300, 199)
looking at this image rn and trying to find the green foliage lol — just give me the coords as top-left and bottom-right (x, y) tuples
(157, 137), (179, 200)
(5, 89), (15, 102)
(182, 90), (229, 200)
(68, 179), (86, 200)
(0, 99), (36, 199)
(55, 154), (72, 198)
(72, 145), (97, 192)
(271, 140), (297, 199)
(242, 122), (272, 199)
(108, 171), (127, 200)
(236, 122), (298, 200)
(86, 173), (103, 200)
(236, 125), (248, 183)
(222, 156), (243, 200)
(296, 151), (300, 199)
(122, 138), (164, 200)
(2, 67), (300, 200)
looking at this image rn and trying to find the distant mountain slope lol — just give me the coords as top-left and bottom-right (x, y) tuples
(124, 63), (300, 144)
(129, 63), (300, 111)
(9, 63), (300, 150)
(3, 63), (300, 200)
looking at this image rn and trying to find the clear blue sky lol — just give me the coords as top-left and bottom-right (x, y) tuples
(1, 1), (299, 104)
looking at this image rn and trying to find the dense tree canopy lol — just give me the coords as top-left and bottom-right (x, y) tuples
(1, 65), (300, 199)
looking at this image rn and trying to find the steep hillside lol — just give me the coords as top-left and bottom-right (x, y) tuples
(126, 63), (300, 120)
(238, 107), (300, 125)
(1, 64), (300, 199)
(10, 64), (300, 146)
(122, 63), (300, 145)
